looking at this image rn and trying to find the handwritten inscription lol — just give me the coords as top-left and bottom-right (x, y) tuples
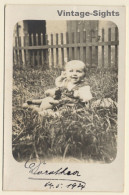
(25, 158), (81, 176)
(24, 158), (86, 191)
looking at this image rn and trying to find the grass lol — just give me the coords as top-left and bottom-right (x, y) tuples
(12, 65), (118, 163)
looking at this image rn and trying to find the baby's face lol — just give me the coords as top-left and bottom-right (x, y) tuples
(65, 64), (85, 84)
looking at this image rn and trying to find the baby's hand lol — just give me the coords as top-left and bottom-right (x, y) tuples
(55, 72), (67, 87)
(60, 71), (67, 79)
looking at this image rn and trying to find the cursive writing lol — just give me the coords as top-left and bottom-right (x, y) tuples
(25, 158), (86, 190)
(24, 158), (81, 177)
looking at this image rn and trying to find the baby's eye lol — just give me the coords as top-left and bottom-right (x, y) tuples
(76, 70), (82, 73)
(69, 70), (73, 72)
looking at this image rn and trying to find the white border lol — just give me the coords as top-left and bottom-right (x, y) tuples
(0, 0), (129, 194)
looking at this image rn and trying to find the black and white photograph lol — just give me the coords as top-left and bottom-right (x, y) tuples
(12, 20), (118, 163)
(3, 4), (126, 192)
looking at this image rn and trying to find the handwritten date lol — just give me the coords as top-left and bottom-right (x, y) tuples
(44, 181), (86, 190)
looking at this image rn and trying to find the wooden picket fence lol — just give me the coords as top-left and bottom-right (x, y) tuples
(13, 27), (119, 68)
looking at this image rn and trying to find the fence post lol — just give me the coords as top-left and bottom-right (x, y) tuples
(21, 35), (25, 67)
(45, 34), (49, 67)
(77, 30), (80, 60)
(36, 33), (40, 66)
(41, 33), (44, 68)
(73, 31), (77, 60)
(55, 33), (59, 67)
(69, 32), (73, 60)
(14, 37), (18, 65)
(26, 34), (30, 66)
(89, 30), (92, 66)
(83, 30), (86, 64)
(16, 36), (21, 67)
(80, 31), (83, 62)
(66, 32), (69, 61)
(115, 27), (118, 67)
(95, 30), (98, 66)
(23, 35), (27, 67)
(108, 28), (111, 67)
(61, 33), (64, 67)
(18, 36), (22, 67)
(102, 29), (105, 67)
(50, 33), (54, 68)
(31, 33), (35, 67)
(72, 32), (74, 60)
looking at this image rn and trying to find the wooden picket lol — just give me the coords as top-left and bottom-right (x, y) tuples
(102, 29), (104, 67)
(115, 27), (118, 66)
(13, 27), (119, 68)
(108, 28), (111, 66)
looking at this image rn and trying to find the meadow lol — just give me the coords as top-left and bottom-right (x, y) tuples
(12, 65), (118, 163)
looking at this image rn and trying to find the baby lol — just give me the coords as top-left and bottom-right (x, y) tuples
(23, 60), (93, 115)
(54, 60), (92, 106)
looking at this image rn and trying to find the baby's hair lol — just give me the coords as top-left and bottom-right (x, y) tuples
(65, 60), (87, 73)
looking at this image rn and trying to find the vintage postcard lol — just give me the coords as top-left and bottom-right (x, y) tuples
(3, 4), (125, 192)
